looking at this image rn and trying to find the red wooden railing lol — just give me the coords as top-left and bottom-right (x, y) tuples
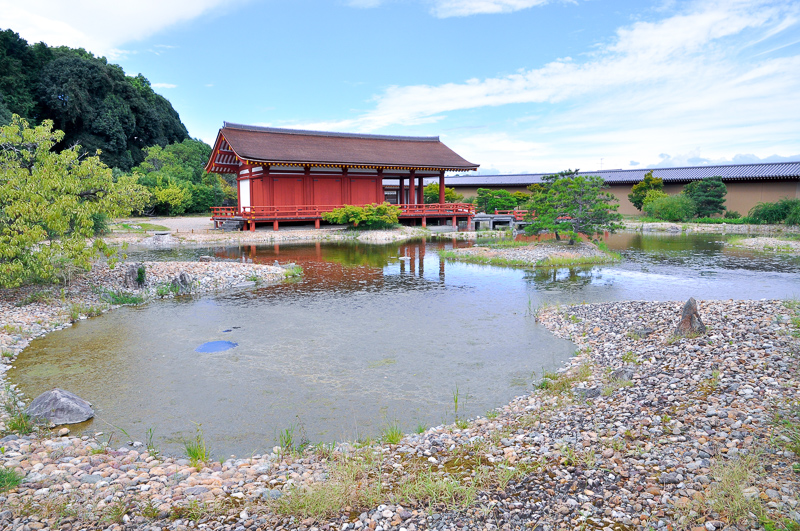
(494, 209), (533, 221)
(211, 203), (475, 221)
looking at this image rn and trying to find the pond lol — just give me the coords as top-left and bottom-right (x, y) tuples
(8, 232), (799, 457)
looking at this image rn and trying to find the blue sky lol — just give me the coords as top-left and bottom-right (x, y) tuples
(3, 0), (800, 173)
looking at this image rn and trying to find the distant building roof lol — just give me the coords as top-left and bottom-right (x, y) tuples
(429, 161), (800, 187)
(206, 122), (479, 173)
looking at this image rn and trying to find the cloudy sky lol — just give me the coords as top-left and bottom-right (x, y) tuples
(3, 0), (799, 173)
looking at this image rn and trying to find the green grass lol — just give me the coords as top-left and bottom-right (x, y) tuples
(67, 302), (105, 322)
(438, 250), (534, 268)
(115, 222), (171, 232)
(706, 452), (764, 526)
(475, 239), (532, 248)
(381, 422), (403, 444)
(455, 418), (470, 430)
(537, 362), (593, 395)
(13, 290), (52, 307)
(415, 422), (428, 434)
(283, 264), (303, 278)
(184, 425), (211, 468)
(0, 467), (23, 492)
(2, 387), (37, 435)
(98, 288), (145, 305)
(535, 252), (621, 268)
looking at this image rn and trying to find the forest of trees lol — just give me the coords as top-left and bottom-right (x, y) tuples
(0, 29), (188, 171)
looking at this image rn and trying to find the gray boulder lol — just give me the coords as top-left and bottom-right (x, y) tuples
(674, 297), (706, 337)
(25, 388), (94, 426)
(123, 263), (145, 289)
(171, 272), (193, 293)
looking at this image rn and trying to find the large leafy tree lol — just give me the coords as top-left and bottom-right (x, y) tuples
(628, 171), (664, 211)
(0, 116), (148, 287)
(524, 170), (623, 243)
(423, 183), (464, 204)
(133, 139), (235, 215)
(474, 188), (518, 213)
(0, 29), (189, 170)
(683, 176), (726, 217)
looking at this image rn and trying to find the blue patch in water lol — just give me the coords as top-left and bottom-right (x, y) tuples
(195, 340), (238, 353)
(222, 329), (232, 333)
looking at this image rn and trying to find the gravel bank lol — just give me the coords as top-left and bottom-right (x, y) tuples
(106, 225), (430, 247)
(1, 298), (796, 530)
(622, 220), (800, 235)
(727, 236), (800, 253)
(444, 240), (612, 266)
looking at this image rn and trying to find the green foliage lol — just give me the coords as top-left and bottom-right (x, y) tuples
(724, 209), (741, 219)
(423, 183), (464, 204)
(683, 176), (727, 217)
(0, 467), (23, 492)
(523, 170), (622, 241)
(98, 289), (144, 305)
(628, 171), (664, 211)
(748, 198), (800, 224)
(321, 202), (401, 229)
(474, 188), (518, 213)
(0, 116), (149, 287)
(2, 387), (36, 435)
(134, 139), (233, 215)
(643, 193), (696, 221)
(0, 30), (188, 170)
(381, 422), (403, 444)
(642, 189), (668, 210)
(184, 425), (210, 468)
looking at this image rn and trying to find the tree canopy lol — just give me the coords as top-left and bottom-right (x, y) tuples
(423, 183), (464, 204)
(0, 29), (188, 171)
(628, 171), (664, 211)
(524, 170), (622, 243)
(0, 116), (149, 287)
(474, 188), (519, 213)
(683, 176), (727, 217)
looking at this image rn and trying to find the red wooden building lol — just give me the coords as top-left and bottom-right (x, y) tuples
(206, 123), (479, 230)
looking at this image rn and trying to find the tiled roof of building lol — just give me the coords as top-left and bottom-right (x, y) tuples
(210, 123), (479, 171)
(430, 161), (800, 186)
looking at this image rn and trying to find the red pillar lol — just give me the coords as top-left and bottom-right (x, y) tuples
(398, 177), (404, 205)
(452, 216), (457, 228)
(273, 221), (279, 231)
(422, 217), (427, 228)
(409, 170), (416, 205)
(439, 171), (445, 204)
(315, 219), (320, 229)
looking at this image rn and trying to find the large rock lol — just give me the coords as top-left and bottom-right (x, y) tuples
(25, 388), (94, 426)
(674, 297), (706, 337)
(171, 272), (193, 293)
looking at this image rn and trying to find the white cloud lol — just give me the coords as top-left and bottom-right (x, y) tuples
(152, 83), (177, 89)
(295, 0), (800, 173)
(0, 0), (247, 57)
(430, 0), (551, 18)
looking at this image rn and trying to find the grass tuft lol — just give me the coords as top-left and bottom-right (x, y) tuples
(183, 425), (211, 468)
(0, 467), (23, 492)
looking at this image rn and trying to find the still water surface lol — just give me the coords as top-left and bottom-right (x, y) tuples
(9, 233), (799, 456)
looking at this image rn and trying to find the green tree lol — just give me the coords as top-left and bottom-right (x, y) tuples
(475, 188), (518, 213)
(423, 183), (464, 204)
(683, 176), (726, 217)
(524, 170), (622, 243)
(643, 193), (696, 221)
(0, 116), (149, 287)
(628, 171), (664, 211)
(134, 139), (232, 214)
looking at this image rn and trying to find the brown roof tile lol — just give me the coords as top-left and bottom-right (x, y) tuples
(213, 123), (479, 171)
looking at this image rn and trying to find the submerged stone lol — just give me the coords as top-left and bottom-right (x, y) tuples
(25, 388), (94, 426)
(195, 340), (238, 353)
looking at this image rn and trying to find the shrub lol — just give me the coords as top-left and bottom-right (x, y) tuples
(748, 198), (800, 224)
(321, 203), (401, 229)
(724, 210), (741, 219)
(641, 189), (668, 210)
(643, 193), (696, 221)
(785, 202), (800, 226)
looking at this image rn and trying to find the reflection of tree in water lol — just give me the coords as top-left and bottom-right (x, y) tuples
(524, 266), (598, 291)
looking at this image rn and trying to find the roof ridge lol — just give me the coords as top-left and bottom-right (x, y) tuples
(222, 122), (440, 143)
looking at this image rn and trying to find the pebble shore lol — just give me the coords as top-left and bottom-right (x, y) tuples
(1, 298), (797, 531)
(726, 237), (800, 254)
(444, 241), (611, 266)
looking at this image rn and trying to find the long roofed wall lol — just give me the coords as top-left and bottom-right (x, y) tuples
(433, 162), (800, 216)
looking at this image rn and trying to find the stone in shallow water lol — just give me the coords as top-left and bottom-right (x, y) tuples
(25, 388), (94, 425)
(195, 340), (238, 353)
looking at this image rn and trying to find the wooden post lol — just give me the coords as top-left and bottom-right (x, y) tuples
(417, 175), (424, 204)
(439, 170), (445, 204)
(250, 219), (255, 232)
(398, 177), (404, 205)
(409, 170), (416, 205)
(273, 221), (279, 231)
(315, 219), (320, 229)
(422, 216), (427, 228)
(452, 216), (457, 228)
